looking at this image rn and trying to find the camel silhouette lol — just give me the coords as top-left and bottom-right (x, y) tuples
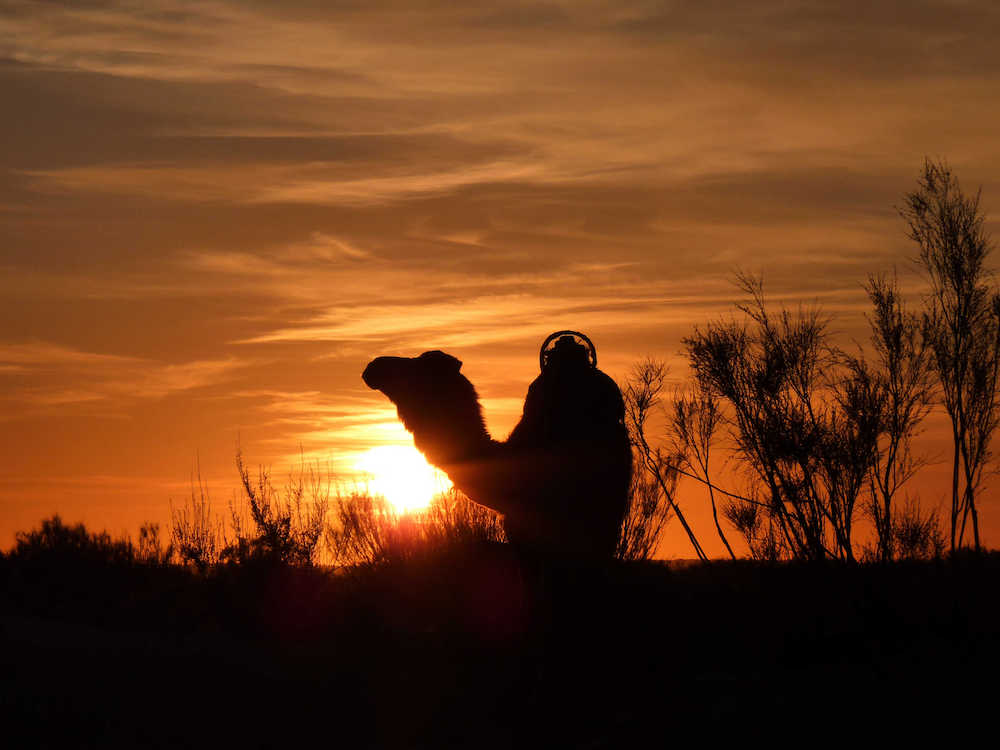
(362, 334), (632, 560)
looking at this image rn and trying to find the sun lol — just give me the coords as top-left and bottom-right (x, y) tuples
(354, 444), (452, 513)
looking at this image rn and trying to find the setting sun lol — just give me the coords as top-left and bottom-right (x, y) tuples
(354, 445), (452, 513)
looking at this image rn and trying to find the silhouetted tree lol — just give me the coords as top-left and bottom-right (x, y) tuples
(670, 384), (736, 559)
(722, 478), (786, 561)
(685, 274), (878, 561)
(617, 448), (675, 561)
(623, 359), (705, 561)
(903, 159), (1000, 552)
(842, 273), (935, 560)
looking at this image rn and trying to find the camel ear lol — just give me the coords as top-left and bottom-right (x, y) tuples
(419, 350), (463, 374)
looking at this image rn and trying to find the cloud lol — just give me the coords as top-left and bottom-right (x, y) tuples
(8, 0), (999, 213)
(0, 341), (249, 414)
(250, 160), (548, 205)
(0, 341), (142, 367)
(129, 358), (247, 399)
(296, 232), (370, 261)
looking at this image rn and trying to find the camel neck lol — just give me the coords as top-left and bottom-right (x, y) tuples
(401, 399), (496, 469)
(440, 422), (496, 465)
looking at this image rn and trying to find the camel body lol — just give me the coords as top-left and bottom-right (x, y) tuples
(362, 350), (631, 559)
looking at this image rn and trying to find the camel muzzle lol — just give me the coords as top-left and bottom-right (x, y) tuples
(362, 356), (404, 391)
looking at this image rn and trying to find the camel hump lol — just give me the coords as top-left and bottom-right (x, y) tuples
(552, 366), (626, 437)
(509, 362), (625, 447)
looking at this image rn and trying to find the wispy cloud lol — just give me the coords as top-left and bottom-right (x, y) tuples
(24, 156), (551, 206)
(0, 342), (249, 414)
(0, 342), (143, 368)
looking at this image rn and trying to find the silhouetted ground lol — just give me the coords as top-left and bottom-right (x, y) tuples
(2, 544), (998, 748)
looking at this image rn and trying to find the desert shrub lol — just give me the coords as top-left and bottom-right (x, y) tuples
(135, 522), (173, 565)
(326, 488), (505, 567)
(621, 359), (685, 560)
(170, 470), (224, 570)
(723, 495), (786, 562)
(223, 451), (329, 566)
(891, 499), (946, 561)
(324, 490), (397, 566)
(422, 488), (506, 548)
(685, 275), (867, 561)
(170, 453), (330, 569)
(3, 517), (184, 626)
(11, 515), (137, 567)
(617, 452), (674, 561)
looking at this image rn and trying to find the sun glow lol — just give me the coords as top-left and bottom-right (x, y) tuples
(354, 445), (452, 513)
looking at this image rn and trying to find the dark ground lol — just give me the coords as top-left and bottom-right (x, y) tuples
(2, 545), (998, 748)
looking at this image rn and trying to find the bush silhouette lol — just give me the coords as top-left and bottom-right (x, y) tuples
(11, 515), (150, 567)
(326, 487), (506, 566)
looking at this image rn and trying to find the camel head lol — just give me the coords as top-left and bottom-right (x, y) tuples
(363, 350), (464, 404)
(362, 350), (492, 464)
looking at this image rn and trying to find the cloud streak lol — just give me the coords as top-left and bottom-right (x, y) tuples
(0, 342), (249, 415)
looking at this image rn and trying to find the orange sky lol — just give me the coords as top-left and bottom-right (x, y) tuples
(1, 1), (999, 555)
